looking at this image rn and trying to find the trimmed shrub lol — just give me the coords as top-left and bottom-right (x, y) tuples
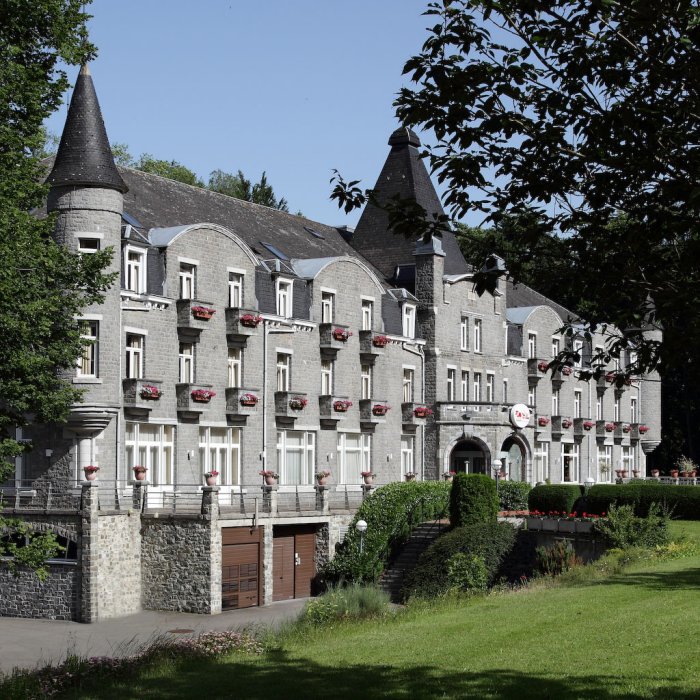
(528, 484), (583, 515)
(402, 521), (516, 600)
(498, 481), (532, 511)
(586, 483), (700, 520)
(322, 481), (450, 583)
(449, 473), (498, 528)
(592, 503), (670, 548)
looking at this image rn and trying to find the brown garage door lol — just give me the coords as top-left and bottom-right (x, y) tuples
(273, 525), (317, 602)
(222, 527), (261, 610)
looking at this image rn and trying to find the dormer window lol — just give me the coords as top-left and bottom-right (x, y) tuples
(228, 271), (244, 308)
(179, 263), (196, 300)
(321, 292), (335, 323)
(124, 246), (146, 294)
(402, 303), (416, 339)
(276, 279), (293, 318)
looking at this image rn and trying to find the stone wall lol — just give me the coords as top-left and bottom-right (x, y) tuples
(0, 564), (79, 620)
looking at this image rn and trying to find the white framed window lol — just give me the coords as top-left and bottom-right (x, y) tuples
(227, 347), (242, 388)
(179, 342), (194, 383)
(473, 373), (482, 402)
(337, 432), (371, 484)
(77, 320), (99, 377)
(630, 397), (638, 423)
(276, 279), (293, 318)
(598, 444), (613, 482)
(402, 304), (416, 339)
(78, 237), (100, 253)
(179, 263), (195, 300)
(614, 396), (620, 421)
(401, 435), (415, 475)
(228, 271), (244, 308)
(622, 445), (634, 472)
(277, 352), (291, 391)
(562, 443), (579, 483)
(503, 379), (508, 403)
(486, 374), (495, 403)
(596, 394), (603, 420)
(277, 430), (315, 485)
(528, 385), (536, 407)
(460, 318), (469, 351)
(124, 246), (147, 294)
(552, 389), (560, 416)
(361, 299), (373, 331)
(125, 334), (144, 379)
(534, 441), (550, 482)
(321, 292), (335, 324)
(199, 427), (241, 486)
(552, 336), (561, 358)
(447, 368), (456, 401)
(321, 359), (333, 395)
(361, 364), (372, 399)
(474, 319), (482, 353)
(574, 339), (584, 368)
(125, 423), (174, 486)
(574, 390), (582, 418)
(461, 371), (469, 401)
(402, 368), (414, 403)
(527, 333), (537, 359)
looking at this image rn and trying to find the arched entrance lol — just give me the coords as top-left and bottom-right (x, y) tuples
(450, 439), (488, 474)
(501, 436), (525, 481)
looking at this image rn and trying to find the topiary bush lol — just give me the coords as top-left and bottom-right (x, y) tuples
(322, 480), (450, 584)
(528, 484), (583, 515)
(586, 483), (700, 520)
(498, 481), (532, 511)
(402, 521), (516, 600)
(449, 473), (498, 527)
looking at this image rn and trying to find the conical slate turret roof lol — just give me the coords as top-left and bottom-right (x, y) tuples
(47, 65), (127, 193)
(350, 126), (467, 281)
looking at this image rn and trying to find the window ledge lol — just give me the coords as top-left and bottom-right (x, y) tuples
(73, 377), (103, 384)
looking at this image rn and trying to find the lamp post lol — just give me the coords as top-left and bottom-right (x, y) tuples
(584, 477), (595, 494)
(492, 459), (502, 495)
(356, 519), (368, 554)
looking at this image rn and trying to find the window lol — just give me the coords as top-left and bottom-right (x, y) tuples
(460, 318), (469, 351)
(77, 321), (99, 377)
(178, 343), (194, 383)
(614, 396), (620, 421)
(552, 389), (560, 416)
(622, 445), (634, 473)
(527, 333), (537, 359)
(562, 443), (579, 483)
(78, 237), (100, 253)
(402, 304), (416, 339)
(574, 390), (582, 418)
(277, 430), (315, 485)
(361, 364), (372, 400)
(473, 373), (482, 403)
(179, 264), (195, 299)
(277, 353), (291, 391)
(486, 374), (495, 403)
(552, 337), (561, 358)
(447, 368), (456, 401)
(473, 319), (482, 353)
(534, 441), (550, 482)
(598, 444), (612, 482)
(461, 371), (469, 401)
(321, 292), (335, 324)
(503, 379), (508, 404)
(199, 427), (241, 486)
(321, 359), (333, 395)
(528, 385), (536, 407)
(228, 272), (244, 308)
(125, 423), (174, 486)
(227, 347), (242, 388)
(574, 339), (584, 368)
(125, 334), (144, 379)
(596, 395), (603, 420)
(401, 435), (415, 475)
(361, 299), (373, 331)
(337, 433), (370, 484)
(276, 279), (293, 318)
(125, 246), (146, 293)
(402, 369), (414, 403)
(630, 397), (638, 423)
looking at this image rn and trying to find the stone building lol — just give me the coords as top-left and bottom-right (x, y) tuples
(1, 67), (660, 621)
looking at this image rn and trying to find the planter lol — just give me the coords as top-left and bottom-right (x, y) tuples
(575, 521), (594, 534)
(316, 477), (328, 486)
(362, 475), (374, 485)
(526, 516), (542, 531)
(670, 469), (679, 478)
(632, 470), (641, 478)
(651, 469), (660, 477)
(404, 474), (416, 482)
(133, 469), (147, 481)
(83, 468), (98, 481)
(541, 519), (558, 532)
(558, 520), (576, 533)
(205, 475), (218, 486)
(620, 470), (629, 479)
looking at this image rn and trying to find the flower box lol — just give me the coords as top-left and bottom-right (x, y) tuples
(289, 395), (308, 411)
(372, 334), (390, 348)
(191, 305), (216, 320)
(575, 521), (594, 534)
(561, 418), (573, 429)
(372, 403), (391, 417)
(639, 424), (650, 434)
(191, 389), (216, 403)
(413, 406), (433, 418)
(332, 327), (352, 342)
(239, 392), (259, 407)
(561, 366), (573, 376)
(538, 416), (550, 427)
(583, 420), (595, 431)
(558, 520), (576, 533)
(239, 313), (263, 328)
(622, 423), (631, 433)
(541, 519), (558, 532)
(605, 422), (615, 432)
(140, 384), (162, 400)
(333, 399), (353, 412)
(537, 360), (549, 373)
(526, 516), (542, 531)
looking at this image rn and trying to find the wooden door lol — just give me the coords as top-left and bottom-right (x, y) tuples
(273, 534), (295, 601)
(273, 525), (317, 600)
(294, 530), (316, 598)
(222, 527), (261, 610)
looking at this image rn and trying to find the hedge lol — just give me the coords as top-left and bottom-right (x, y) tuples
(449, 473), (498, 528)
(322, 481), (451, 583)
(401, 521), (516, 600)
(585, 483), (700, 520)
(528, 484), (583, 515)
(498, 481), (532, 511)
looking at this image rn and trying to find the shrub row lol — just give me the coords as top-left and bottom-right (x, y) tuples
(585, 483), (700, 520)
(449, 473), (498, 527)
(498, 481), (532, 511)
(401, 521), (517, 600)
(528, 484), (583, 515)
(322, 481), (451, 583)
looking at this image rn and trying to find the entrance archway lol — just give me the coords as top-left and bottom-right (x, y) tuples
(501, 436), (525, 481)
(450, 440), (488, 474)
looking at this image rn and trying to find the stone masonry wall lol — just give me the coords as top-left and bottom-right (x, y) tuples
(0, 564), (79, 620)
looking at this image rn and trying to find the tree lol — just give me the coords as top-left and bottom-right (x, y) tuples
(0, 1), (114, 574)
(209, 168), (289, 211)
(133, 153), (204, 187)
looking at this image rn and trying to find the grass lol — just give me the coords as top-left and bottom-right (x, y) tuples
(13, 522), (700, 699)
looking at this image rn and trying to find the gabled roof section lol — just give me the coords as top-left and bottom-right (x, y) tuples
(46, 65), (127, 194)
(507, 280), (575, 323)
(349, 127), (468, 281)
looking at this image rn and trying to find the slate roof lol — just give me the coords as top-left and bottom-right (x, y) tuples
(506, 279), (576, 323)
(349, 127), (469, 281)
(47, 65), (127, 194)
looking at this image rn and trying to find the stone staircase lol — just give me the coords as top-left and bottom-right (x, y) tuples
(379, 520), (448, 602)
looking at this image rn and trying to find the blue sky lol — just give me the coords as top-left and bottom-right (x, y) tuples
(46, 0), (461, 227)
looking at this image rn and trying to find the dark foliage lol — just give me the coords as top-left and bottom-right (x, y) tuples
(528, 485), (583, 515)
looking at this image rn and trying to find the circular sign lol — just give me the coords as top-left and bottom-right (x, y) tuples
(509, 403), (532, 429)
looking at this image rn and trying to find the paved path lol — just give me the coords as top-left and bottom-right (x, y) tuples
(0, 599), (307, 674)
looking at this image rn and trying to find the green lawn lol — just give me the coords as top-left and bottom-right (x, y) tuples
(66, 522), (700, 699)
